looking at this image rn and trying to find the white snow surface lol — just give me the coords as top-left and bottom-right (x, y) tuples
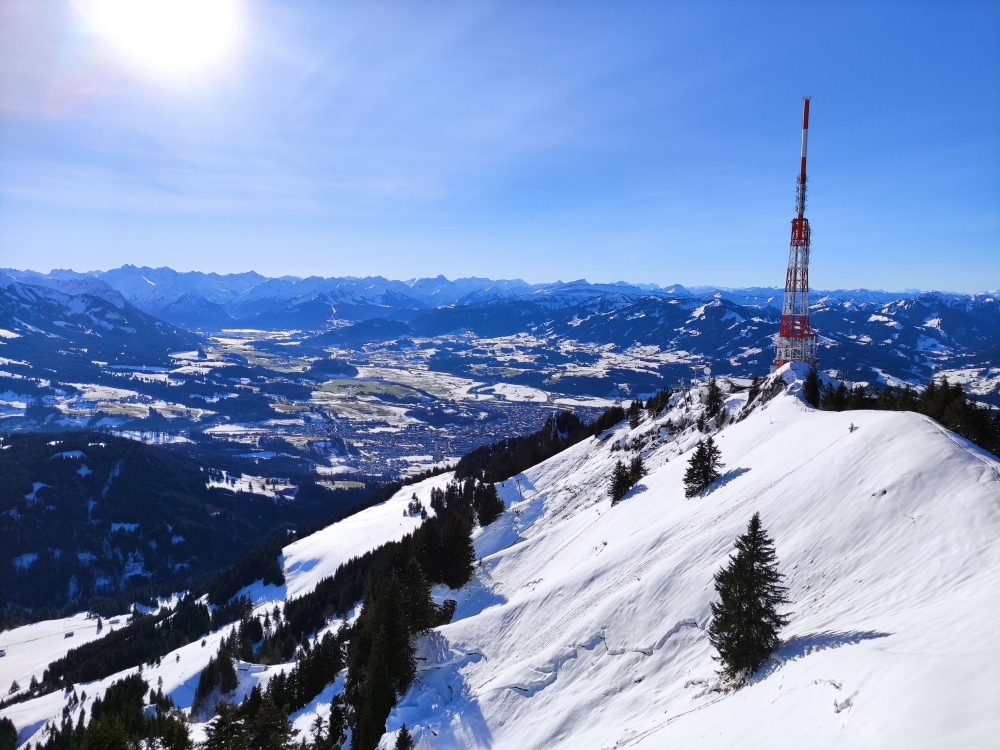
(383, 365), (1000, 750)
(279, 472), (447, 601)
(0, 613), (122, 704)
(3, 364), (999, 749)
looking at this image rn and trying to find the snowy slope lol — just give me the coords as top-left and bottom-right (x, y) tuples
(0, 473), (453, 748)
(0, 613), (123, 698)
(3, 366), (998, 749)
(382, 365), (1000, 749)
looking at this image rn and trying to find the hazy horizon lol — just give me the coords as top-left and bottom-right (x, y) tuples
(5, 263), (986, 297)
(1, 1), (997, 293)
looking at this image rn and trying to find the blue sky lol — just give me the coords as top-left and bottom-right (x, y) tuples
(0, 0), (997, 291)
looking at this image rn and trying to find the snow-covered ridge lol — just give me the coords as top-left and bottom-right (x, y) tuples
(3, 367), (998, 749)
(383, 365), (1000, 749)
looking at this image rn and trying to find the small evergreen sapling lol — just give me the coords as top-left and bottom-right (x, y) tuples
(683, 438), (723, 497)
(708, 512), (789, 687)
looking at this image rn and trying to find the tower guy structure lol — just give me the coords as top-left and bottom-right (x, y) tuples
(774, 97), (818, 367)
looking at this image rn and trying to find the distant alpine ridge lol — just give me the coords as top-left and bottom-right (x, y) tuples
(2, 266), (997, 401)
(1, 265), (973, 332)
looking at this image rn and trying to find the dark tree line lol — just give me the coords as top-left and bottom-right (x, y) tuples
(817, 374), (1000, 456)
(455, 405), (627, 484)
(200, 697), (304, 750)
(0, 717), (15, 750)
(333, 478), (483, 749)
(27, 673), (191, 750)
(43, 594), (211, 689)
(345, 550), (438, 750)
(645, 387), (673, 417)
(261, 631), (346, 718)
(210, 596), (254, 632)
(201, 465), (458, 611)
(207, 540), (286, 606)
(192, 642), (239, 715)
(229, 476), (486, 750)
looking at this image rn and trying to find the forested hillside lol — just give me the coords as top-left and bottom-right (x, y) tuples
(0, 432), (374, 624)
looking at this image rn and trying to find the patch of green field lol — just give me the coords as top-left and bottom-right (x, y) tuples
(317, 379), (419, 398)
(318, 479), (367, 491)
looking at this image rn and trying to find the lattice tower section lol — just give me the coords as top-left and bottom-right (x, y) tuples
(774, 97), (818, 366)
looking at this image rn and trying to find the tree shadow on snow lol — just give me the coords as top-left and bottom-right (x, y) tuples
(703, 467), (751, 496)
(18, 719), (47, 747)
(752, 630), (892, 683)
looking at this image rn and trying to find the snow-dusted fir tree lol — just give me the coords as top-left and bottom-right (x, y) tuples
(709, 512), (789, 687)
(683, 437), (723, 497)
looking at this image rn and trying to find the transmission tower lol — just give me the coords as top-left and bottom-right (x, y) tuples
(774, 97), (818, 367)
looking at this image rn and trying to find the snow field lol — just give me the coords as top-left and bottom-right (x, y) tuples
(279, 471), (451, 602)
(383, 370), (1000, 749)
(0, 613), (122, 701)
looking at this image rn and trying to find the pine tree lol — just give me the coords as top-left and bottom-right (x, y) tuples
(609, 459), (632, 505)
(683, 438), (723, 497)
(628, 399), (643, 429)
(81, 717), (129, 750)
(746, 375), (762, 405)
(400, 556), (435, 634)
(472, 482), (504, 527)
(628, 455), (646, 485)
(201, 702), (248, 750)
(248, 698), (296, 750)
(395, 724), (414, 750)
(708, 513), (789, 687)
(705, 377), (724, 418)
(0, 717), (16, 750)
(803, 366), (821, 408)
(440, 515), (475, 590)
(610, 456), (646, 505)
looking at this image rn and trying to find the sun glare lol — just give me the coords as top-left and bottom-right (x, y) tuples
(78, 0), (243, 83)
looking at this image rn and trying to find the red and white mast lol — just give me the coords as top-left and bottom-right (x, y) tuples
(774, 97), (818, 367)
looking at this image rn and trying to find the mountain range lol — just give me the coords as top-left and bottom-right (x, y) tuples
(3, 265), (997, 397)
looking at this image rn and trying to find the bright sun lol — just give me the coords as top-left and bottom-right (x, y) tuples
(77, 0), (243, 83)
